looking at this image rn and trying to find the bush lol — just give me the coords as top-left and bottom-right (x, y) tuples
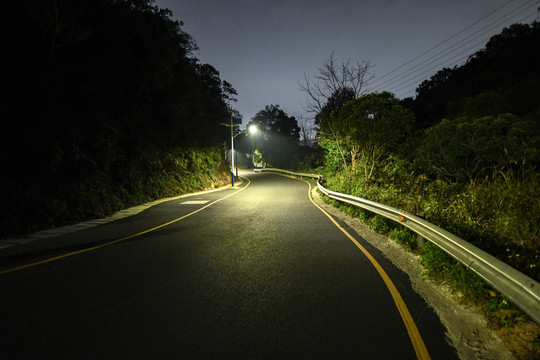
(0, 147), (230, 239)
(389, 228), (418, 250)
(370, 215), (391, 233)
(417, 113), (539, 182)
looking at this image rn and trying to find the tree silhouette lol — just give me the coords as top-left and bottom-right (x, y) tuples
(1, 0), (238, 236)
(247, 105), (300, 169)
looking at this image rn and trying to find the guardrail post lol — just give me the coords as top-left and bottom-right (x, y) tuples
(415, 212), (426, 248)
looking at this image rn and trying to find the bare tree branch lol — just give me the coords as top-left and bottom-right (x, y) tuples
(300, 52), (374, 115)
(295, 113), (317, 147)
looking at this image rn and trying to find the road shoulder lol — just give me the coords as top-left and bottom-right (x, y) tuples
(310, 187), (514, 360)
(0, 183), (236, 251)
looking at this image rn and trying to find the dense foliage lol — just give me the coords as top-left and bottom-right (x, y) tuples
(317, 22), (540, 284)
(317, 25), (540, 355)
(418, 114), (538, 182)
(322, 92), (414, 179)
(1, 0), (236, 237)
(410, 22), (540, 130)
(243, 105), (301, 169)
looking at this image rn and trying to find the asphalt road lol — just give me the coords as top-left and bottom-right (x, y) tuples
(0, 171), (459, 359)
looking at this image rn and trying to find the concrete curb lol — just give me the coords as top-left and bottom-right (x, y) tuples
(0, 182), (237, 250)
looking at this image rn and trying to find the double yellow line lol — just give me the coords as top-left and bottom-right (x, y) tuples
(0, 179), (251, 275)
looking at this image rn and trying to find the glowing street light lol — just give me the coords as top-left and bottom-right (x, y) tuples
(248, 124), (258, 168)
(232, 125), (258, 178)
(221, 116), (258, 186)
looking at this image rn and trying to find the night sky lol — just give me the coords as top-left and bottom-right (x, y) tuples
(155, 0), (539, 125)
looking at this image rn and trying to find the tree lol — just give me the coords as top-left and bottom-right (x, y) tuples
(221, 80), (238, 104)
(411, 21), (540, 129)
(295, 113), (320, 170)
(418, 114), (539, 182)
(296, 113), (315, 147)
(249, 105), (299, 139)
(0, 0), (240, 236)
(325, 92), (414, 180)
(299, 53), (373, 169)
(315, 87), (356, 130)
(300, 52), (373, 116)
(247, 105), (300, 169)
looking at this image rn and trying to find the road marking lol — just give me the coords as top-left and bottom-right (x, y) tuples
(298, 177), (431, 360)
(181, 200), (209, 205)
(0, 178), (251, 275)
(0, 185), (234, 249)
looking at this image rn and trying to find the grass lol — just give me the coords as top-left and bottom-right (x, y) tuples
(321, 168), (539, 281)
(0, 146), (230, 239)
(389, 228), (418, 250)
(319, 168), (540, 359)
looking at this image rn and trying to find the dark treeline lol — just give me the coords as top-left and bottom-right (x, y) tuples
(238, 105), (302, 169)
(407, 21), (540, 130)
(402, 22), (540, 183)
(1, 0), (236, 237)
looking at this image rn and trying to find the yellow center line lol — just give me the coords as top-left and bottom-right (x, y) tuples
(299, 177), (431, 360)
(0, 178), (251, 275)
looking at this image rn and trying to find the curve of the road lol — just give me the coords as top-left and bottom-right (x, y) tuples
(0, 171), (458, 359)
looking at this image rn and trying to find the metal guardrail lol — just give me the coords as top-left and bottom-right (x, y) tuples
(254, 167), (319, 179)
(258, 168), (540, 325)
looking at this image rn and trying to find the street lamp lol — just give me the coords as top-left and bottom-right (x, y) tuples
(232, 125), (258, 179)
(221, 114), (258, 187)
(248, 124), (258, 167)
(221, 111), (238, 186)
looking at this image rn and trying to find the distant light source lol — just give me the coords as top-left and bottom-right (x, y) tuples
(248, 124), (258, 134)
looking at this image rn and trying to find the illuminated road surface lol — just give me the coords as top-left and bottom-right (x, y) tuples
(0, 171), (458, 359)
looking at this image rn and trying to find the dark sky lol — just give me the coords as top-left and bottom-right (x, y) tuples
(155, 0), (538, 125)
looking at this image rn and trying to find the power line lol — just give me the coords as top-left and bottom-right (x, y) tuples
(372, 0), (523, 84)
(370, 0), (538, 98)
(373, 0), (535, 90)
(383, 6), (537, 95)
(392, 10), (538, 98)
(387, 39), (494, 95)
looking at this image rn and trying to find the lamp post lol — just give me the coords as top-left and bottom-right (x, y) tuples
(231, 125), (258, 180)
(221, 112), (257, 187)
(248, 124), (257, 168)
(222, 111), (238, 186)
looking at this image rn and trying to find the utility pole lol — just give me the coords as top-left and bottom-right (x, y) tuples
(221, 110), (239, 186)
(221, 112), (257, 186)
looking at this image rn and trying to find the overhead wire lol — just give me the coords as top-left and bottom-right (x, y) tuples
(390, 10), (539, 97)
(392, 9), (538, 97)
(372, 0), (522, 84)
(376, 0), (537, 96)
(384, 6), (537, 96)
(374, 0), (535, 90)
(369, 0), (538, 98)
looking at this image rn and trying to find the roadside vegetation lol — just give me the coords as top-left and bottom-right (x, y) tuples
(305, 22), (540, 359)
(2, 147), (230, 238)
(1, 0), (235, 238)
(3, 1), (539, 356)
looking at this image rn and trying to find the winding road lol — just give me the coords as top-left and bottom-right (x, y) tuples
(0, 171), (458, 359)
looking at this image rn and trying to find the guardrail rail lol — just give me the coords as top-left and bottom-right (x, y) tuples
(257, 168), (540, 325)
